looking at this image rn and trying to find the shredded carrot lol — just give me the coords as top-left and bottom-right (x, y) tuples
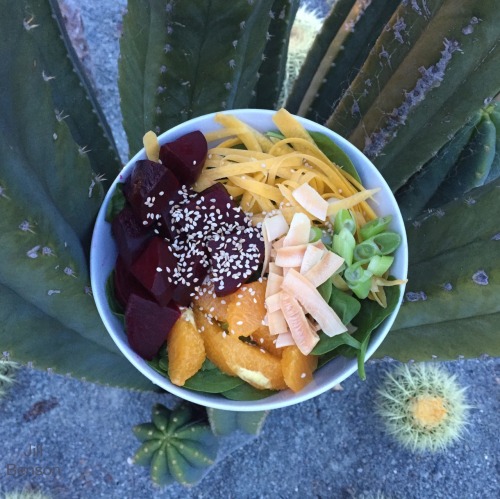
(198, 110), (378, 224)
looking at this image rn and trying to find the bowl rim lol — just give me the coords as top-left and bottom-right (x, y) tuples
(90, 108), (408, 411)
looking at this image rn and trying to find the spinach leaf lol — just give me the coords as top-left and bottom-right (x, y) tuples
(149, 353), (244, 394)
(222, 383), (278, 401)
(328, 287), (361, 325)
(105, 271), (125, 324)
(317, 278), (333, 303)
(313, 331), (361, 356)
(343, 283), (401, 379)
(309, 131), (361, 183)
(183, 360), (244, 393)
(105, 182), (126, 223)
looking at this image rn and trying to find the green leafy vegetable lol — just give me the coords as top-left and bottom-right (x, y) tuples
(221, 383), (278, 401)
(309, 131), (361, 183)
(105, 183), (127, 223)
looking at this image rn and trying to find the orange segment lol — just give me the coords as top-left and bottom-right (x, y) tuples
(195, 308), (286, 390)
(227, 278), (267, 336)
(222, 338), (287, 391)
(281, 345), (318, 392)
(167, 309), (205, 386)
(192, 282), (228, 322)
(193, 307), (234, 376)
(251, 325), (282, 358)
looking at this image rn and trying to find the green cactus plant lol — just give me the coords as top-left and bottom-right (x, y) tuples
(0, 0), (150, 389)
(1, 0), (499, 393)
(132, 402), (219, 486)
(0, 359), (19, 400)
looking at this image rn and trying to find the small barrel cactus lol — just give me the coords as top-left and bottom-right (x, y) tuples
(0, 359), (19, 401)
(376, 363), (469, 452)
(132, 403), (219, 486)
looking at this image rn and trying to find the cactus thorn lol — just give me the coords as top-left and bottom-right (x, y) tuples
(55, 109), (68, 122)
(23, 15), (39, 31)
(42, 70), (55, 82)
(78, 145), (91, 155)
(0, 184), (10, 200)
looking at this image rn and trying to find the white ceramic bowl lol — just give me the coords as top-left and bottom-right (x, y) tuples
(90, 109), (408, 411)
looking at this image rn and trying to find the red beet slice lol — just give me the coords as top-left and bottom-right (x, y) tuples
(169, 239), (211, 306)
(111, 206), (152, 267)
(125, 294), (180, 360)
(157, 184), (198, 239)
(114, 256), (152, 309)
(126, 159), (180, 228)
(130, 237), (178, 306)
(167, 183), (247, 241)
(159, 131), (207, 185)
(206, 229), (265, 296)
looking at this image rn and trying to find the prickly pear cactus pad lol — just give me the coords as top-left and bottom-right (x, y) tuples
(0, 1), (152, 389)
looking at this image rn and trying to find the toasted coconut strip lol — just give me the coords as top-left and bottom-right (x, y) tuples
(282, 269), (347, 337)
(275, 244), (308, 268)
(304, 251), (344, 288)
(282, 212), (310, 247)
(300, 244), (325, 274)
(264, 212), (289, 241)
(280, 292), (319, 355)
(266, 272), (283, 297)
(275, 332), (295, 348)
(292, 183), (329, 221)
(267, 309), (289, 336)
(265, 293), (282, 313)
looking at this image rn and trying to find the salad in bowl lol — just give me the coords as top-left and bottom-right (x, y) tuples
(90, 108), (408, 411)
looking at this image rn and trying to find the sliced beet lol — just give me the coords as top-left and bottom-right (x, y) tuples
(126, 159), (180, 227)
(156, 184), (198, 239)
(206, 229), (265, 296)
(167, 183), (247, 241)
(111, 205), (152, 267)
(159, 130), (207, 185)
(114, 256), (152, 309)
(130, 237), (177, 306)
(125, 294), (180, 360)
(169, 239), (211, 306)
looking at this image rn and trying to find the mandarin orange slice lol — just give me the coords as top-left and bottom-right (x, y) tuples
(226, 278), (267, 337)
(195, 307), (286, 390)
(192, 282), (228, 322)
(251, 325), (283, 358)
(222, 338), (287, 391)
(281, 345), (318, 392)
(167, 309), (206, 386)
(193, 307), (234, 376)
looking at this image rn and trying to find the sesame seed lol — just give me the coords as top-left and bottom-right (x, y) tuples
(300, 373), (306, 379)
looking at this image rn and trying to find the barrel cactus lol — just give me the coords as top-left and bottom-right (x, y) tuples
(1, 0), (499, 393)
(132, 402), (219, 486)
